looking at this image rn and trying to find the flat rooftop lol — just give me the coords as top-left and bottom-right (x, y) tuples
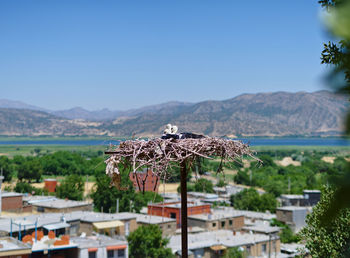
(150, 201), (210, 209)
(280, 194), (304, 199)
(0, 211), (137, 233)
(122, 213), (176, 224)
(71, 235), (127, 249)
(242, 220), (280, 234)
(277, 206), (309, 211)
(303, 190), (321, 193)
(213, 207), (276, 221)
(189, 212), (243, 222)
(0, 237), (31, 254)
(187, 192), (218, 199)
(168, 230), (274, 253)
(1, 192), (23, 198)
(31, 199), (92, 209)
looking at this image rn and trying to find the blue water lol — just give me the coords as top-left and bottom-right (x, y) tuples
(0, 138), (349, 146)
(237, 138), (350, 146)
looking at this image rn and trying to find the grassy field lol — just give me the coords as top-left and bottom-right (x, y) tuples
(0, 145), (107, 157)
(252, 145), (350, 151)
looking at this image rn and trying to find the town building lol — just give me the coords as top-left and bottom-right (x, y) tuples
(44, 179), (57, 193)
(276, 206), (308, 233)
(71, 212), (137, 237)
(213, 207), (276, 223)
(242, 220), (281, 235)
(148, 201), (211, 228)
(129, 169), (160, 192)
(2, 192), (32, 213)
(280, 190), (321, 207)
(188, 211), (244, 232)
(72, 235), (128, 258)
(280, 243), (309, 257)
(122, 212), (177, 236)
(23, 196), (93, 213)
(168, 230), (280, 257)
(0, 211), (137, 239)
(0, 236), (31, 257)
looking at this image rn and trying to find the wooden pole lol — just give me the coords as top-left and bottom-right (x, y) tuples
(180, 161), (188, 258)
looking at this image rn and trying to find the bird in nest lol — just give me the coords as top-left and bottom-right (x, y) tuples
(161, 124), (205, 139)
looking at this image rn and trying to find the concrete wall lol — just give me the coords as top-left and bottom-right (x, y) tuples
(2, 196), (23, 212)
(139, 221), (177, 236)
(276, 208), (307, 233)
(188, 216), (244, 232)
(34, 204), (93, 213)
(79, 246), (128, 258)
(148, 203), (211, 227)
(183, 238), (280, 258)
(79, 219), (137, 237)
(276, 210), (293, 224)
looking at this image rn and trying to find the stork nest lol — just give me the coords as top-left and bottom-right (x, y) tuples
(105, 137), (258, 188)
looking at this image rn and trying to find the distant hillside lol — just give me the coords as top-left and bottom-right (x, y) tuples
(52, 101), (193, 121)
(0, 99), (47, 112)
(103, 91), (348, 137)
(0, 108), (103, 136)
(0, 91), (348, 137)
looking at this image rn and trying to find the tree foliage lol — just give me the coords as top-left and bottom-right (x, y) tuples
(17, 157), (42, 182)
(270, 219), (300, 243)
(230, 188), (277, 213)
(91, 169), (163, 213)
(300, 187), (350, 257)
(127, 225), (174, 258)
(56, 174), (84, 201)
(194, 178), (214, 193)
(0, 156), (12, 182)
(14, 181), (48, 195)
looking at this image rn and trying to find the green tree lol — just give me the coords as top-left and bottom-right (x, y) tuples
(224, 247), (245, 258)
(0, 156), (12, 182)
(300, 187), (350, 257)
(56, 174), (84, 200)
(315, 4), (350, 253)
(216, 178), (227, 187)
(91, 172), (163, 213)
(270, 219), (299, 243)
(230, 188), (277, 212)
(14, 181), (48, 195)
(17, 157), (43, 183)
(127, 225), (174, 258)
(194, 178), (214, 193)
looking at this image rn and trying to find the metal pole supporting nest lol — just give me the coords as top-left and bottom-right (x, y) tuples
(180, 161), (188, 258)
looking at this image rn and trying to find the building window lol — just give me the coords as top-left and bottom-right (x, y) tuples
(194, 248), (204, 258)
(168, 224), (171, 229)
(89, 252), (97, 258)
(212, 223), (216, 227)
(262, 244), (267, 253)
(246, 246), (251, 255)
(107, 250), (115, 258)
(118, 249), (125, 258)
(170, 213), (176, 219)
(229, 220), (232, 226)
(221, 221), (225, 228)
(70, 224), (78, 235)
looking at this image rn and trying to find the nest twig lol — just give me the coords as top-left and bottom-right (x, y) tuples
(105, 137), (259, 186)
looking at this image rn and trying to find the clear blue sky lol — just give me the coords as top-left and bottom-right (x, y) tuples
(0, 0), (328, 110)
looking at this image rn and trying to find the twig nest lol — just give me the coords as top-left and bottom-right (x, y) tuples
(105, 137), (259, 182)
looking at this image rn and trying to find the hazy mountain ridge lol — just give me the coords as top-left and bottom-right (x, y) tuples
(0, 91), (348, 137)
(0, 99), (193, 121)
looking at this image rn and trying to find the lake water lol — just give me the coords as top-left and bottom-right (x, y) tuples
(0, 138), (349, 146)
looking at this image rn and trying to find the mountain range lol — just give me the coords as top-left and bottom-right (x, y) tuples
(0, 91), (348, 137)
